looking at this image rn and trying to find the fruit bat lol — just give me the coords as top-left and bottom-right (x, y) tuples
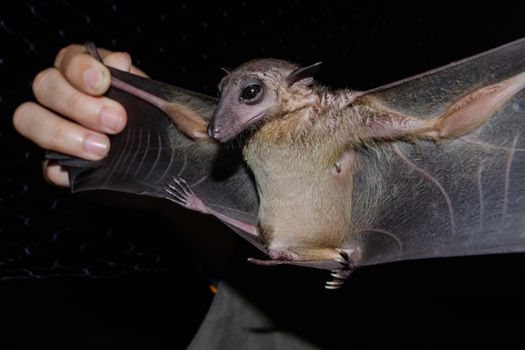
(48, 39), (525, 289)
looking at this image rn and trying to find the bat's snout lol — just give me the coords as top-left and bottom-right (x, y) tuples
(207, 124), (222, 140)
(208, 109), (239, 142)
(207, 119), (233, 142)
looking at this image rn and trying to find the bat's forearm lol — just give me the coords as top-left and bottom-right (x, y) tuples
(358, 70), (525, 142)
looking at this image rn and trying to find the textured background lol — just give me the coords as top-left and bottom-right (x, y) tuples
(2, 1), (525, 349)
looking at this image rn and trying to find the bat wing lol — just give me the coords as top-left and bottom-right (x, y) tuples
(47, 66), (262, 250)
(351, 37), (525, 266)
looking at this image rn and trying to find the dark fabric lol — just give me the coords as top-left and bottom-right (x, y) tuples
(189, 282), (319, 350)
(188, 245), (398, 350)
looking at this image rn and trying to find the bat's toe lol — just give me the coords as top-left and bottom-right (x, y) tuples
(324, 250), (355, 290)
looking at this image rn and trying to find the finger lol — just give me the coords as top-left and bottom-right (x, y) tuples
(102, 51), (132, 71)
(55, 45), (121, 70)
(13, 102), (109, 160)
(43, 159), (70, 187)
(55, 44), (111, 96)
(33, 68), (126, 134)
(96, 48), (148, 77)
(129, 65), (148, 77)
(55, 45), (147, 95)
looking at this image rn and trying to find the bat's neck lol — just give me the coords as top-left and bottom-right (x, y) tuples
(317, 88), (364, 112)
(242, 86), (365, 149)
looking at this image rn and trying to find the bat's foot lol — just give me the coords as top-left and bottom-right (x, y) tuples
(249, 248), (355, 290)
(325, 249), (355, 290)
(164, 177), (209, 214)
(165, 177), (260, 238)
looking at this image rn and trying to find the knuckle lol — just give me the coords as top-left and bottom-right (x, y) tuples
(63, 52), (94, 87)
(64, 53), (108, 93)
(32, 68), (57, 99)
(63, 89), (87, 118)
(54, 46), (68, 67)
(55, 44), (80, 68)
(48, 121), (71, 151)
(63, 53), (84, 78)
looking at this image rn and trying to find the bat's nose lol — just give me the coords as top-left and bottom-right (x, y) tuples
(207, 124), (221, 139)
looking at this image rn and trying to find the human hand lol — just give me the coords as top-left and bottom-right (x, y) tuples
(13, 44), (147, 186)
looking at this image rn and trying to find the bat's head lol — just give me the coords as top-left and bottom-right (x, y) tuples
(208, 59), (322, 142)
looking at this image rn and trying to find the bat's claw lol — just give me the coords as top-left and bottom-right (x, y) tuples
(325, 279), (346, 290)
(324, 249), (354, 290)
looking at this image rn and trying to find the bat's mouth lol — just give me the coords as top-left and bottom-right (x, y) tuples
(209, 111), (265, 143)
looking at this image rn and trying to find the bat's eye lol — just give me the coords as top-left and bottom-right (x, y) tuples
(240, 83), (263, 104)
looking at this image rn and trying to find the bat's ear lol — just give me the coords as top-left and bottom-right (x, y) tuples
(286, 62), (322, 87)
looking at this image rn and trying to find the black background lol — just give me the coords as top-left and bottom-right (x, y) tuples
(2, 1), (525, 349)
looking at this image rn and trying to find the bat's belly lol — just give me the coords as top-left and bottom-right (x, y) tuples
(257, 184), (351, 252)
(245, 135), (354, 254)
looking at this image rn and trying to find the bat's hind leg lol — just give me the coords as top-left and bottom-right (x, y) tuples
(248, 246), (357, 290)
(247, 249), (298, 266)
(164, 176), (259, 236)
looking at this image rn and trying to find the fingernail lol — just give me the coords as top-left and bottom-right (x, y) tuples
(84, 134), (109, 157)
(100, 108), (123, 132)
(83, 67), (104, 92)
